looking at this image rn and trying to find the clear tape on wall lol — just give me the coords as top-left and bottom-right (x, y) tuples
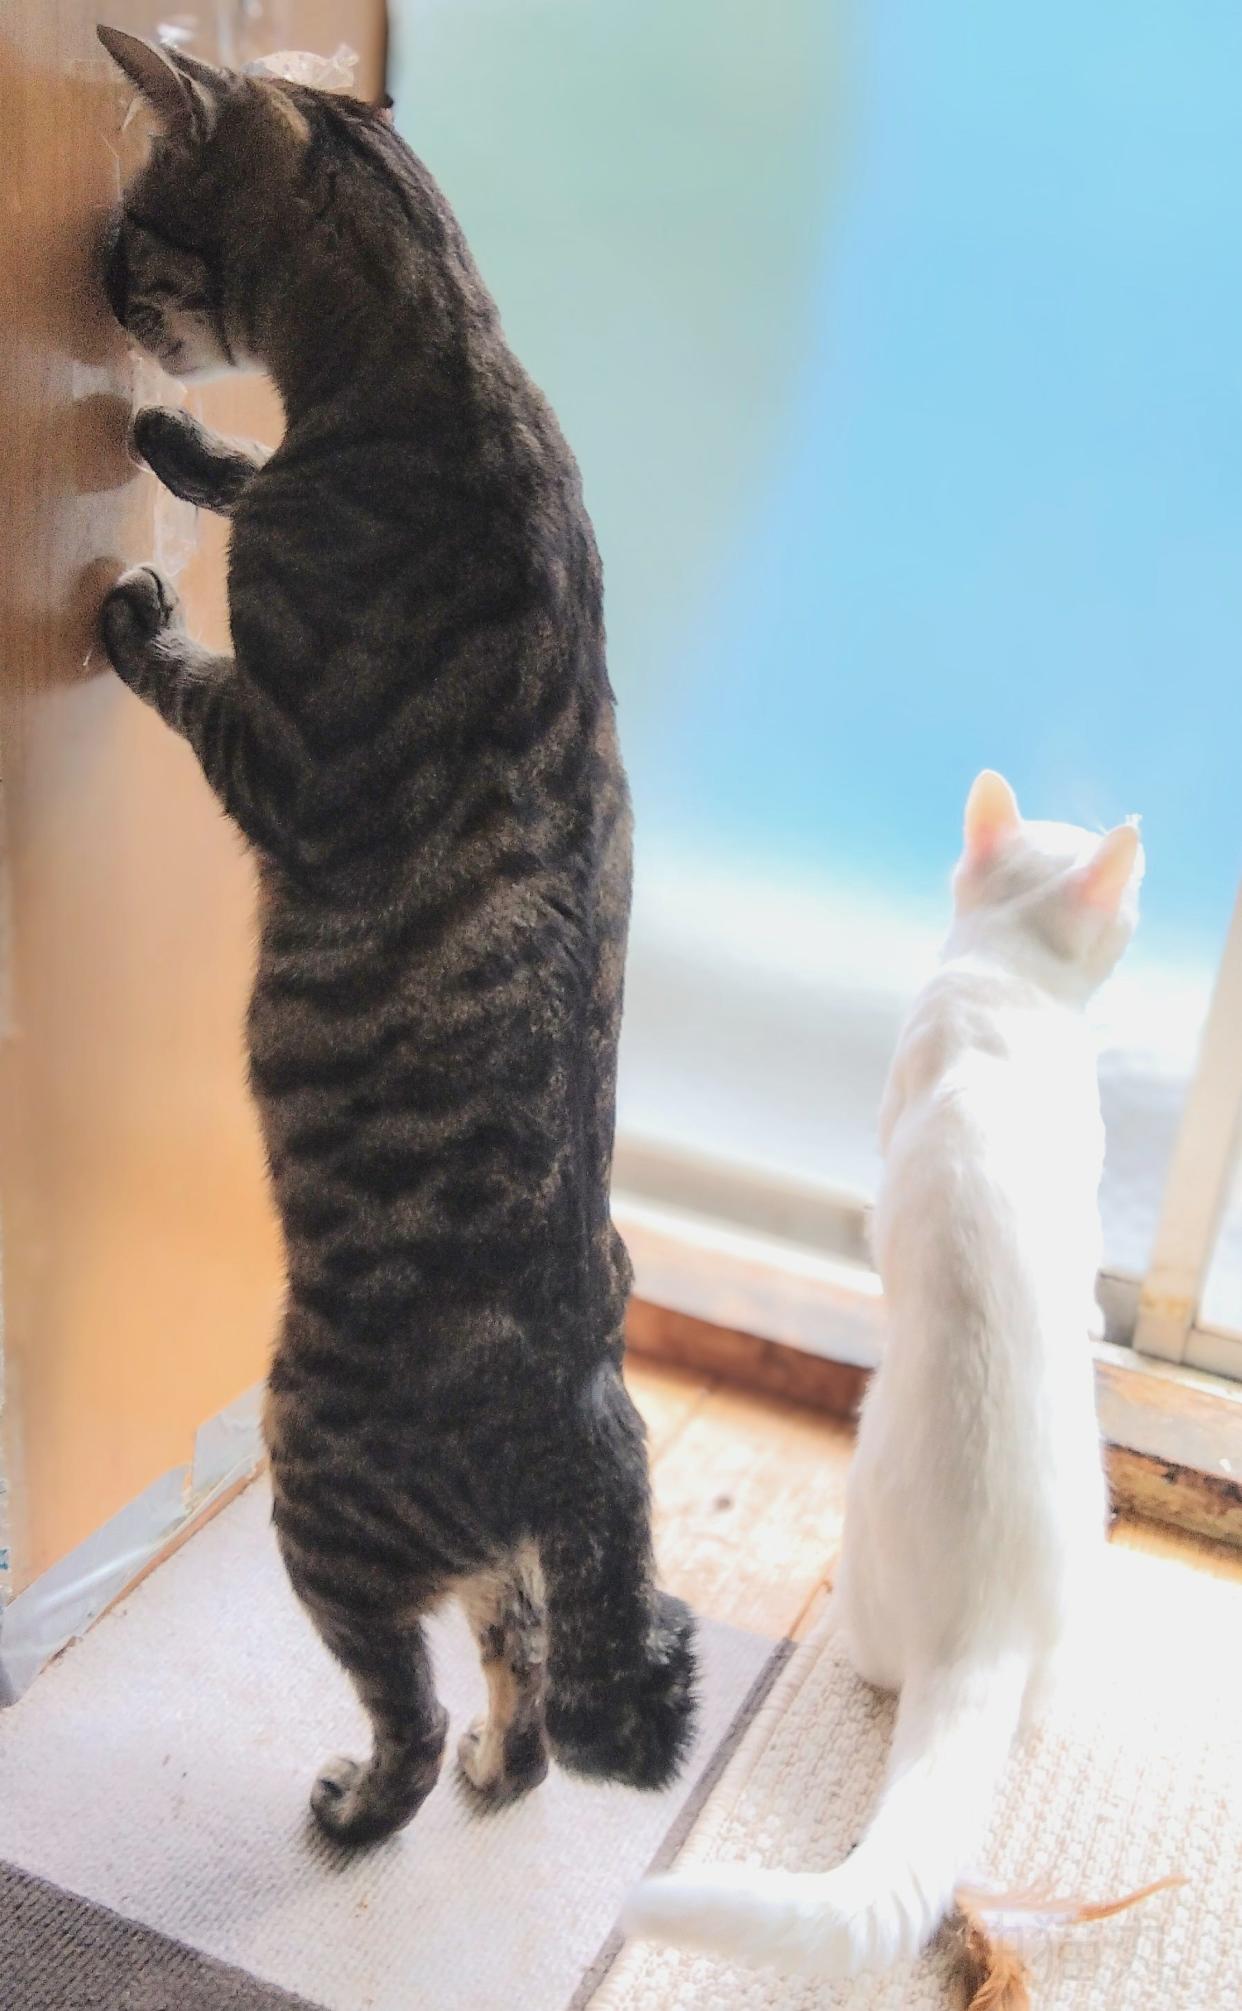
(245, 46), (358, 89)
(0, 1384), (265, 1704)
(127, 360), (201, 589)
(150, 9), (359, 89)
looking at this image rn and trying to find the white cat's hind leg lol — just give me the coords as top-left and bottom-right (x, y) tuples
(1021, 1647), (1068, 1733)
(834, 1539), (900, 1693)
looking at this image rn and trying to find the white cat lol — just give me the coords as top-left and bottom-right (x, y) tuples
(624, 771), (1143, 1979)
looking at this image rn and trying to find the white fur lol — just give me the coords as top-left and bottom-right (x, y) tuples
(625, 776), (1143, 1978)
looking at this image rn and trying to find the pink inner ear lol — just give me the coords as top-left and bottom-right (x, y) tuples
(1079, 824), (1140, 911)
(963, 770), (1020, 863)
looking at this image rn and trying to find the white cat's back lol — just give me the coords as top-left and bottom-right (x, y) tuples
(876, 960), (1105, 1312)
(855, 959), (1107, 1673)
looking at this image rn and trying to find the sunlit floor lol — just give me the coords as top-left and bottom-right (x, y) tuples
(605, 1360), (1242, 2011)
(625, 1354), (1242, 1621)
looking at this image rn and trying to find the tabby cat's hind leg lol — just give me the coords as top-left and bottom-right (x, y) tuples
(456, 1548), (549, 1805)
(277, 1532), (448, 1845)
(310, 1604), (446, 1846)
(541, 1371), (698, 1791)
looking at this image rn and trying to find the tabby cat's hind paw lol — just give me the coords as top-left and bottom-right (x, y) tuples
(309, 1704), (448, 1846)
(456, 1716), (550, 1808)
(310, 1756), (378, 1843)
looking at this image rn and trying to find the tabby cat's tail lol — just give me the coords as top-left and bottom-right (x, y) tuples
(623, 1654), (1026, 1978)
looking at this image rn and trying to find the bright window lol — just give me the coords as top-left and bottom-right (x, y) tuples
(394, 2), (1242, 1367)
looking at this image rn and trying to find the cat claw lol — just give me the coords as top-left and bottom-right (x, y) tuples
(101, 564), (180, 660)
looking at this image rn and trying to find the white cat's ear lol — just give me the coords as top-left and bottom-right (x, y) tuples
(963, 770), (1020, 864)
(98, 27), (224, 139)
(1075, 822), (1142, 913)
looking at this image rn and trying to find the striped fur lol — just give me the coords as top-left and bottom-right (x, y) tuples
(97, 30), (697, 1844)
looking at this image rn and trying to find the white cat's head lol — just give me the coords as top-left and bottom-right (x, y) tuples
(950, 770), (1144, 993)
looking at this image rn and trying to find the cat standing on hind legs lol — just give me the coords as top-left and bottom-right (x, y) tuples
(627, 770), (1144, 1977)
(95, 26), (695, 1844)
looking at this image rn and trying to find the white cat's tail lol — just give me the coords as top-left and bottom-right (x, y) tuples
(623, 1654), (1027, 1979)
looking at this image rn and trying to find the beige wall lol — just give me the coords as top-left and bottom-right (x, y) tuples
(0, 3), (384, 1595)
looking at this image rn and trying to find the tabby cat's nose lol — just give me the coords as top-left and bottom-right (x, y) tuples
(103, 214), (129, 327)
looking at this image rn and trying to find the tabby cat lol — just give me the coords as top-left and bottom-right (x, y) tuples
(96, 26), (696, 1845)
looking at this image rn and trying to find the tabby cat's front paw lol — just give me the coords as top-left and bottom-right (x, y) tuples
(131, 407), (197, 490)
(131, 405), (263, 514)
(101, 565), (180, 678)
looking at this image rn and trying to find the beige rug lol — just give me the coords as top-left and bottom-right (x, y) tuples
(593, 1543), (1242, 2009)
(0, 1479), (780, 2011)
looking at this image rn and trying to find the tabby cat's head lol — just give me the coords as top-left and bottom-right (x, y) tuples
(950, 769), (1144, 991)
(97, 27), (413, 384)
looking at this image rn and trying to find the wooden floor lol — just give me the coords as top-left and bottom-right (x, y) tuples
(625, 1354), (1242, 1646)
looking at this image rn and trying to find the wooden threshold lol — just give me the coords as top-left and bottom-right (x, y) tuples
(95, 1461), (264, 1628)
(627, 1298), (870, 1418)
(625, 1298), (1242, 1552)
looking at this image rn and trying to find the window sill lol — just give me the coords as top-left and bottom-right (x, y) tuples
(615, 1178), (1242, 1552)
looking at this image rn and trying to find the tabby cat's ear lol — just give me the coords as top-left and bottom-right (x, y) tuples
(963, 769), (1021, 864)
(97, 26), (225, 140)
(1074, 822), (1143, 914)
